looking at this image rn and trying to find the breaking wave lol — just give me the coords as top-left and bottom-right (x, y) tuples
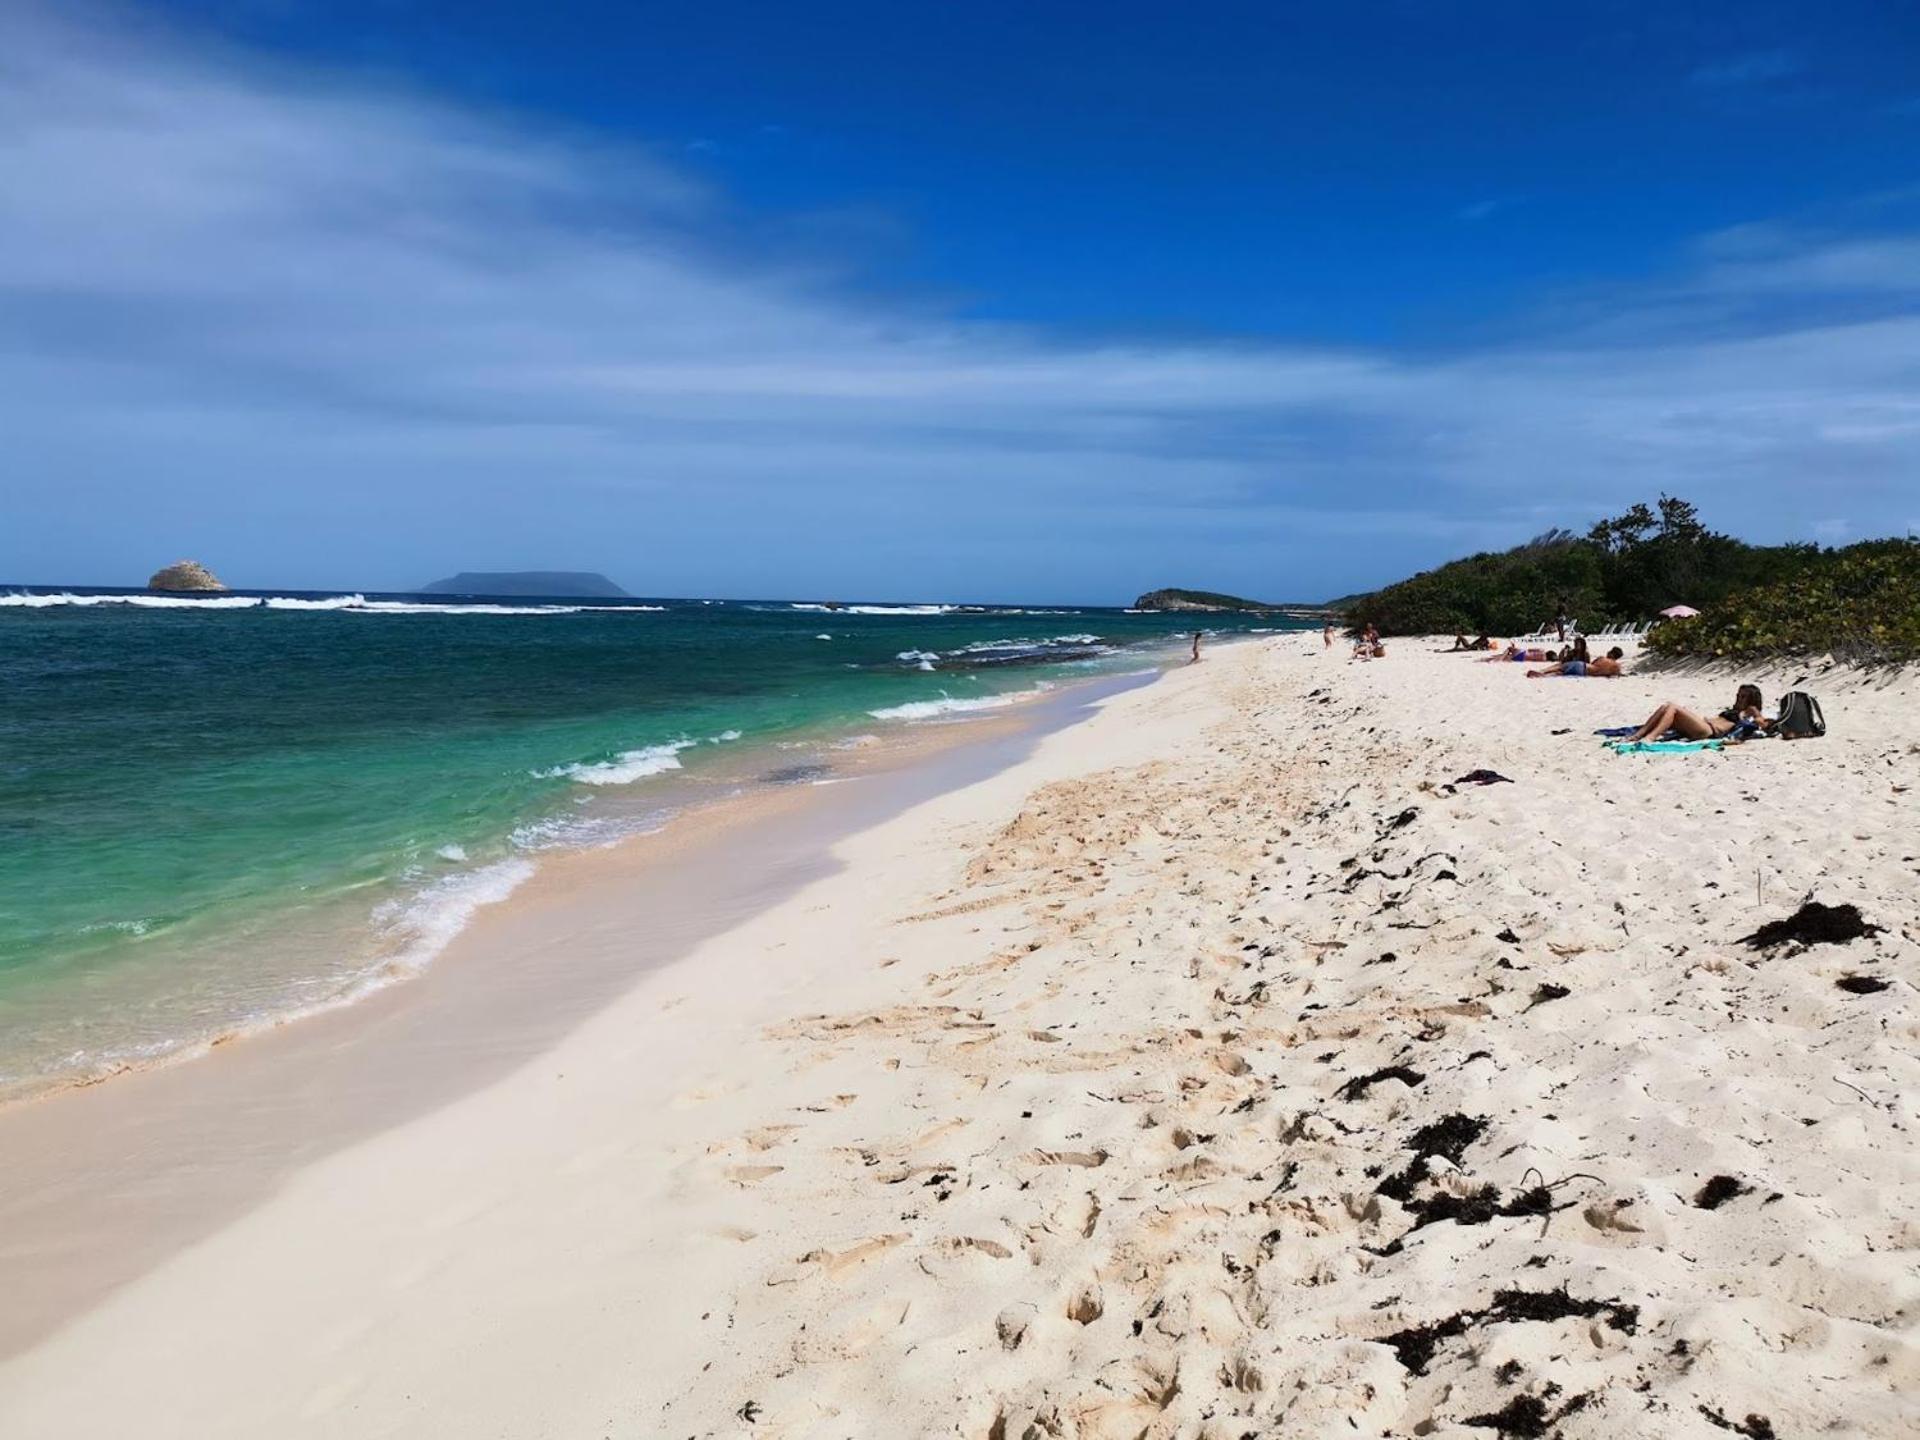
(868, 685), (1051, 722)
(0, 590), (663, 615)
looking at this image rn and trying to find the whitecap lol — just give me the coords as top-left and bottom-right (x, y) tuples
(0, 590), (664, 616)
(0, 591), (262, 609)
(867, 686), (1051, 722)
(531, 739), (694, 786)
(790, 602), (958, 616)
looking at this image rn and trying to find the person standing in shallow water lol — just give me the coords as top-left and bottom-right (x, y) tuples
(1190, 631), (1202, 664)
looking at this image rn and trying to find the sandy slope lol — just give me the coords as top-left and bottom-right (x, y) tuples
(2, 637), (1914, 1438)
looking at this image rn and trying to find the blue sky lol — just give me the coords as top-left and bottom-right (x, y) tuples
(2, 1), (1916, 601)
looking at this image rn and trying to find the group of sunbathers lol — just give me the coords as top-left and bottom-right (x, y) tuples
(1460, 634), (1625, 677)
(1438, 628), (1783, 743)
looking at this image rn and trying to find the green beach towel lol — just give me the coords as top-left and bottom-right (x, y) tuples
(1605, 738), (1724, 755)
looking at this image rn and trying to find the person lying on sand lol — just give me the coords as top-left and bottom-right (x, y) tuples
(1624, 684), (1773, 742)
(1485, 644), (1553, 663)
(1528, 645), (1624, 678)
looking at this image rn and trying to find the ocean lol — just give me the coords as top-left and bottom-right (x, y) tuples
(0, 586), (1311, 1097)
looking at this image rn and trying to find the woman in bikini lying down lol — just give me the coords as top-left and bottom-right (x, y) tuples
(1625, 683), (1771, 742)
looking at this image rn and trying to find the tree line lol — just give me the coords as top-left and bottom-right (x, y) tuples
(1339, 497), (1918, 660)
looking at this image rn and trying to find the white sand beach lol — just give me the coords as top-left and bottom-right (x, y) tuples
(2, 636), (1914, 1438)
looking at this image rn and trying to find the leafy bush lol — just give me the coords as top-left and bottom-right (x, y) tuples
(1644, 539), (1920, 661)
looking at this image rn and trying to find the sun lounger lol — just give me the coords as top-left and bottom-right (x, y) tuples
(1519, 617), (1579, 641)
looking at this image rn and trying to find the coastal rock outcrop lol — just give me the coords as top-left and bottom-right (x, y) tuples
(1134, 587), (1271, 613)
(147, 561), (227, 592)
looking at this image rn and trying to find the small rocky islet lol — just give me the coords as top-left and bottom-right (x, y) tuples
(147, 560), (227, 592)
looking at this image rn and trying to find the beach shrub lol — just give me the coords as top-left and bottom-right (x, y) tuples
(1644, 538), (1920, 662)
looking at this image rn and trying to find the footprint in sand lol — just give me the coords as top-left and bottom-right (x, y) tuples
(1066, 1280), (1105, 1324)
(1024, 1147), (1109, 1168)
(797, 1233), (908, 1277)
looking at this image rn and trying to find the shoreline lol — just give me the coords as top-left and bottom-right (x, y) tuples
(1, 593), (1262, 1105)
(0, 661), (1166, 1361)
(0, 660), (1140, 1108)
(3, 635), (1912, 1438)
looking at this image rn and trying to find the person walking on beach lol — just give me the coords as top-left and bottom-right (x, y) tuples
(1323, 621), (1334, 650)
(1553, 597), (1570, 643)
(1190, 631), (1202, 664)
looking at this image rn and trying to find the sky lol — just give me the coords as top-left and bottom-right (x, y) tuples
(2, 1), (1917, 603)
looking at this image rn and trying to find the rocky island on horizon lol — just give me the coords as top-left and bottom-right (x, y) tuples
(419, 571), (631, 598)
(1133, 587), (1278, 613)
(147, 561), (227, 592)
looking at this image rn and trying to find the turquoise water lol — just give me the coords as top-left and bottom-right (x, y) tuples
(0, 588), (1308, 1093)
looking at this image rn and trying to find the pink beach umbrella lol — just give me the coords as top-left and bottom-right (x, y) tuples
(1659, 605), (1701, 618)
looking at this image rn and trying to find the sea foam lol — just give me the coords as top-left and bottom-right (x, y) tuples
(790, 602), (958, 616)
(867, 686), (1050, 722)
(0, 591), (663, 615)
(533, 739), (695, 786)
(369, 858), (537, 977)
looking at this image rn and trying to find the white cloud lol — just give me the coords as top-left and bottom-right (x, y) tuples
(1, 6), (1917, 600)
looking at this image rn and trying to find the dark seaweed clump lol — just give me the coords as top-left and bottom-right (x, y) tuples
(1373, 1115), (1554, 1235)
(1381, 1288), (1639, 1375)
(1463, 1391), (1592, 1438)
(1836, 974), (1890, 994)
(1694, 1175), (1753, 1210)
(1739, 901), (1882, 951)
(1527, 982), (1572, 1009)
(1382, 1113), (1482, 1205)
(1699, 1406), (1778, 1439)
(1337, 1064), (1425, 1102)
(1406, 1113), (1487, 1166)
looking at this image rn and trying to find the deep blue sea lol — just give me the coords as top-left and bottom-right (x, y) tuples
(0, 585), (1309, 1095)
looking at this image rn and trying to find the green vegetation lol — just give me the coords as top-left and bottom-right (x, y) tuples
(1645, 538), (1920, 662)
(1336, 527), (1602, 638)
(1340, 497), (1919, 661)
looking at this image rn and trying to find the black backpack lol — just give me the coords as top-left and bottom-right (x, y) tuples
(1776, 691), (1825, 739)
